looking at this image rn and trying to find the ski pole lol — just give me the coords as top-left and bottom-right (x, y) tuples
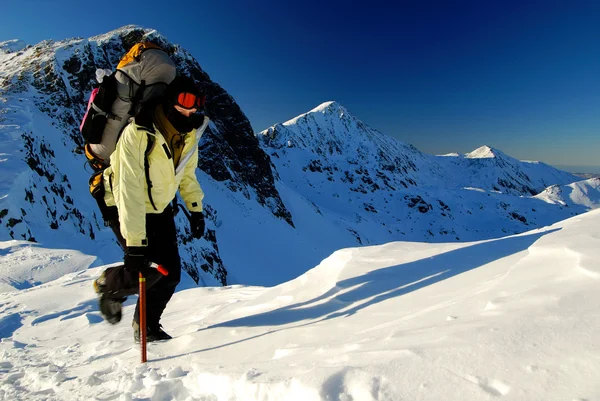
(139, 264), (168, 364)
(139, 272), (147, 363)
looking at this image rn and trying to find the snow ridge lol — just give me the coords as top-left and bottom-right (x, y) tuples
(1, 210), (600, 400)
(466, 145), (503, 159)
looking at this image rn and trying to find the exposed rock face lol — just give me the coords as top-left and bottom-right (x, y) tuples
(0, 26), (292, 285)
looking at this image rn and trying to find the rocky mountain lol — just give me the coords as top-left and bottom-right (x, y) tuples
(0, 26), (595, 288)
(257, 101), (587, 245)
(0, 26), (291, 285)
(439, 145), (578, 195)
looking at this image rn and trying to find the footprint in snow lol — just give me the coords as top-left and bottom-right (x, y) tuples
(482, 298), (509, 316)
(465, 374), (511, 396)
(525, 365), (539, 373)
(85, 375), (104, 386)
(30, 299), (96, 325)
(12, 340), (28, 349)
(0, 361), (13, 372)
(0, 302), (18, 314)
(273, 348), (297, 360)
(61, 278), (93, 287)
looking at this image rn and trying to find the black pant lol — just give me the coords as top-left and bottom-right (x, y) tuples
(103, 207), (182, 328)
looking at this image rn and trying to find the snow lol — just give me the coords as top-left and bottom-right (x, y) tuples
(1, 210), (600, 400)
(280, 101), (348, 128)
(255, 101), (586, 255)
(0, 240), (96, 292)
(534, 178), (600, 209)
(309, 101), (337, 113)
(1, 27), (599, 399)
(466, 145), (499, 159)
(0, 40), (28, 55)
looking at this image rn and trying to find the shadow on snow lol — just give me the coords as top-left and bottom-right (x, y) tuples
(154, 229), (558, 362)
(213, 229), (559, 328)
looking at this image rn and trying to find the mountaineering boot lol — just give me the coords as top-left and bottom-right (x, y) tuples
(133, 320), (173, 343)
(94, 271), (126, 324)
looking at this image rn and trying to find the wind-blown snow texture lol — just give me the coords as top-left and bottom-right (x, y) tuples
(0, 26), (597, 289)
(1, 210), (599, 400)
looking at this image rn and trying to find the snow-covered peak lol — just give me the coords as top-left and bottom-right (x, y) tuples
(305, 101), (351, 119)
(0, 26), (169, 85)
(259, 101), (405, 151)
(257, 101), (429, 187)
(0, 39), (28, 54)
(466, 145), (506, 159)
(438, 143), (578, 196)
(277, 100), (351, 128)
(309, 100), (339, 113)
(88, 25), (160, 45)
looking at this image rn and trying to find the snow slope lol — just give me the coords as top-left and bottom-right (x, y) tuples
(535, 177), (600, 209)
(0, 241), (96, 293)
(1, 210), (599, 400)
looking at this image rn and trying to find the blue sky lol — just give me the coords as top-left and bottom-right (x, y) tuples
(1, 0), (599, 169)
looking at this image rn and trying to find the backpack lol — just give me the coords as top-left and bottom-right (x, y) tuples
(80, 42), (177, 171)
(83, 42), (177, 224)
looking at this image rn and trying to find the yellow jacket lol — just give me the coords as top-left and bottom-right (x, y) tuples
(103, 117), (209, 247)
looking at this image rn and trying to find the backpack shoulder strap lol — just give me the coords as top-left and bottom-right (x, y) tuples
(134, 101), (156, 130)
(143, 131), (158, 211)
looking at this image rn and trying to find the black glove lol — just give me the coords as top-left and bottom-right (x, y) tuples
(124, 246), (150, 272)
(190, 212), (205, 239)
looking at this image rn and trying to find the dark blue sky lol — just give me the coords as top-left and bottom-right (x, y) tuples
(2, 0), (599, 168)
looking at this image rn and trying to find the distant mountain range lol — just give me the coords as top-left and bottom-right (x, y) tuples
(1, 26), (598, 289)
(553, 165), (600, 176)
(574, 173), (600, 179)
(256, 101), (595, 243)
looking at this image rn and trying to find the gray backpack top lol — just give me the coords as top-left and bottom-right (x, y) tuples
(80, 42), (176, 170)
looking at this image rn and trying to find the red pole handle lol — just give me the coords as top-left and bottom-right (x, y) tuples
(139, 272), (147, 363)
(150, 263), (169, 276)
